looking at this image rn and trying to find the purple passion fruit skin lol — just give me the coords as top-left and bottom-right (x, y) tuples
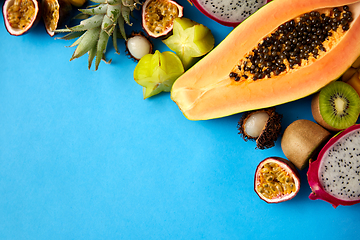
(3, 0), (40, 36)
(255, 157), (301, 203)
(142, 0), (184, 38)
(42, 0), (72, 37)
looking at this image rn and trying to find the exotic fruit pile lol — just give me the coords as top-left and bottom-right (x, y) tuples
(307, 124), (360, 208)
(171, 0), (360, 120)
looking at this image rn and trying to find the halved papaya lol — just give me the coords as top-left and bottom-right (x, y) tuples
(171, 0), (360, 120)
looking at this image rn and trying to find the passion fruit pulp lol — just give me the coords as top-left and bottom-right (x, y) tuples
(42, 0), (72, 36)
(3, 0), (40, 36)
(254, 157), (300, 203)
(142, 0), (183, 38)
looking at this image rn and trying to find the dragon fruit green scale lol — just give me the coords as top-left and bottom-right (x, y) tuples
(307, 124), (360, 208)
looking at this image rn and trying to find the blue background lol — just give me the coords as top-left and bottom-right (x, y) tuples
(1, 0), (360, 239)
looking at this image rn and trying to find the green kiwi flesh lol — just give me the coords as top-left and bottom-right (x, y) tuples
(312, 81), (360, 131)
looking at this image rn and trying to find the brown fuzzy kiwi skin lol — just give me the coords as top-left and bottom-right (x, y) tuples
(281, 119), (332, 170)
(311, 92), (342, 132)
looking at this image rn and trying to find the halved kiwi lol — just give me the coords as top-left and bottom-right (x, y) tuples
(311, 81), (360, 131)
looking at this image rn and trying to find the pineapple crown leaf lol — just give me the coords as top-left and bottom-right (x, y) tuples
(55, 31), (86, 41)
(117, 15), (127, 40)
(94, 30), (110, 70)
(112, 26), (120, 54)
(67, 32), (87, 48)
(58, 0), (142, 70)
(79, 4), (108, 15)
(71, 27), (101, 61)
(90, 0), (107, 4)
(73, 12), (91, 20)
(70, 14), (104, 31)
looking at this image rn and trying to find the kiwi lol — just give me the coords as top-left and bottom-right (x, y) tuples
(281, 120), (331, 170)
(311, 81), (360, 132)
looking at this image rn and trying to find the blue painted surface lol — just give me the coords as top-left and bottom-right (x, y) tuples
(1, 1), (360, 239)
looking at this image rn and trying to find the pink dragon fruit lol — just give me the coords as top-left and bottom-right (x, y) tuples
(190, 0), (270, 27)
(307, 124), (360, 208)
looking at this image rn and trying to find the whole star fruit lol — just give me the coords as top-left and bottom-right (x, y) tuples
(134, 50), (184, 99)
(162, 17), (215, 70)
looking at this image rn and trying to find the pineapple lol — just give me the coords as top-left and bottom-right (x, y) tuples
(56, 0), (141, 70)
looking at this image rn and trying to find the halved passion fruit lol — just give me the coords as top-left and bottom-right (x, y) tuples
(42, 0), (72, 36)
(254, 157), (300, 203)
(142, 0), (183, 38)
(3, 0), (40, 36)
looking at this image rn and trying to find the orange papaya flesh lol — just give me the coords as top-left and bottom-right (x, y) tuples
(171, 0), (360, 120)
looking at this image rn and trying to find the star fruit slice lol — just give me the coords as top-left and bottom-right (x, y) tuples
(134, 50), (184, 99)
(162, 17), (215, 70)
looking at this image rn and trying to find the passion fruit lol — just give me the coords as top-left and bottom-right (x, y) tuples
(3, 0), (40, 36)
(254, 157), (300, 203)
(142, 0), (183, 38)
(42, 0), (72, 37)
